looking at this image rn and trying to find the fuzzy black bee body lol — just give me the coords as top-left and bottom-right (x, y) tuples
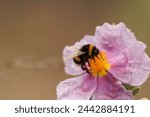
(73, 44), (99, 73)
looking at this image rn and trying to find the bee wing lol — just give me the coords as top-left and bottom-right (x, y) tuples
(63, 51), (85, 62)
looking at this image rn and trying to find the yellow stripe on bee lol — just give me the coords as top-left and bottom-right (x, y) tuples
(89, 45), (93, 56)
(74, 56), (81, 62)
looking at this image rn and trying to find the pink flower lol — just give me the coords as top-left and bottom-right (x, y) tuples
(57, 23), (150, 100)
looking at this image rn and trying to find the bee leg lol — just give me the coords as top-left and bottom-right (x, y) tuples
(87, 60), (91, 66)
(85, 67), (90, 73)
(96, 55), (100, 59)
(92, 56), (96, 63)
(81, 64), (89, 73)
(81, 64), (86, 70)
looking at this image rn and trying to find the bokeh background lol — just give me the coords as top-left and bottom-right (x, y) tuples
(0, 0), (150, 99)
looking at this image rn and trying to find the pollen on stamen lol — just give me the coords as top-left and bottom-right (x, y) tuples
(89, 52), (111, 77)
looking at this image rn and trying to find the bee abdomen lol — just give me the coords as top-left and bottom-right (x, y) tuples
(73, 56), (82, 64)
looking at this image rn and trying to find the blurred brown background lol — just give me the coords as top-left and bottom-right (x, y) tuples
(0, 0), (149, 99)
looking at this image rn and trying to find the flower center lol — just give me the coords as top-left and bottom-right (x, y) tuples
(89, 51), (111, 77)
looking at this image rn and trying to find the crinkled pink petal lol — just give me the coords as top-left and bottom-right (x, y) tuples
(91, 76), (133, 100)
(110, 41), (150, 86)
(61, 22), (150, 100)
(63, 35), (95, 75)
(95, 22), (136, 60)
(57, 74), (97, 100)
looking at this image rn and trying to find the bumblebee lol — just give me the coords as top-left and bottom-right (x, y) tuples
(73, 44), (99, 73)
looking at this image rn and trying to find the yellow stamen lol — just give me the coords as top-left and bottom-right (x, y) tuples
(89, 52), (111, 77)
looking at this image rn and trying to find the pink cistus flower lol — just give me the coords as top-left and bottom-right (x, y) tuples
(57, 23), (150, 100)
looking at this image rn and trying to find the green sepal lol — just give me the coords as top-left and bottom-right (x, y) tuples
(132, 87), (141, 96)
(122, 83), (135, 90)
(122, 83), (141, 96)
